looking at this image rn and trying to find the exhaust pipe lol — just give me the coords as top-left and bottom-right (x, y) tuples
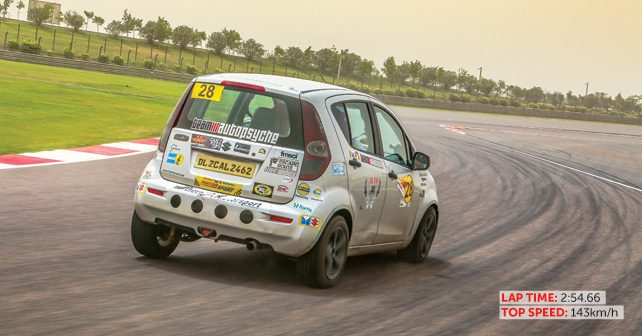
(246, 240), (261, 251)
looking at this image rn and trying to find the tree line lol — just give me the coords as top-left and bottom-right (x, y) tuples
(1, 1), (639, 115)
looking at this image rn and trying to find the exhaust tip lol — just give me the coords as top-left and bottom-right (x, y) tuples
(246, 240), (260, 251)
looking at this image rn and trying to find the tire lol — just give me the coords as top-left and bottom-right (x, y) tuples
(131, 211), (179, 259)
(398, 207), (438, 263)
(298, 215), (350, 288)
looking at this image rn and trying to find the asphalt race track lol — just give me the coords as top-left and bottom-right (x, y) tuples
(1, 108), (640, 335)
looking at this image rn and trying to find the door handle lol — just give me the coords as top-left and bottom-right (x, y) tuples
(388, 170), (398, 179)
(348, 159), (362, 168)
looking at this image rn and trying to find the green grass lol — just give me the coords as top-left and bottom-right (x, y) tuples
(0, 59), (186, 154)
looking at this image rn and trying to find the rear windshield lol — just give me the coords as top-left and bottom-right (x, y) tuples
(176, 82), (303, 149)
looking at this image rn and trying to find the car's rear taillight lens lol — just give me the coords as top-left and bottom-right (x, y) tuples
(299, 100), (331, 181)
(158, 84), (192, 152)
(147, 187), (165, 196)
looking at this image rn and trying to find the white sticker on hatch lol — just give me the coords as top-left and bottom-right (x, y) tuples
(264, 152), (300, 178)
(191, 118), (280, 145)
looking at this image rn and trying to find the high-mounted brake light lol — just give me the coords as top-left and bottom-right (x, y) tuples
(158, 83), (192, 152)
(269, 215), (293, 223)
(299, 100), (331, 181)
(221, 80), (266, 92)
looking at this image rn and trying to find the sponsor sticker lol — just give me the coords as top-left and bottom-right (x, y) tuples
(174, 185), (263, 208)
(276, 185), (289, 193)
(191, 83), (224, 102)
(312, 187), (322, 201)
(292, 202), (313, 213)
(361, 155), (384, 169)
(364, 177), (381, 209)
(264, 157), (300, 178)
(174, 134), (189, 142)
(331, 163), (346, 176)
(166, 152), (184, 166)
(258, 148), (267, 154)
(135, 182), (146, 194)
(221, 141), (232, 152)
(191, 118), (280, 145)
(299, 215), (322, 229)
(162, 168), (185, 177)
(194, 176), (242, 196)
(191, 134), (224, 151)
(296, 183), (310, 197)
(234, 143), (251, 154)
(350, 150), (361, 161)
(252, 183), (274, 198)
(397, 175), (414, 207)
(280, 150), (299, 160)
(142, 170), (152, 180)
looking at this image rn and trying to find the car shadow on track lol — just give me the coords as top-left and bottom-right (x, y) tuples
(137, 245), (451, 296)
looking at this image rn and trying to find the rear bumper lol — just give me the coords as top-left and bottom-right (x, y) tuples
(134, 177), (321, 257)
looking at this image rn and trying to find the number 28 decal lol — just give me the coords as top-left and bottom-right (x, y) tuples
(191, 83), (224, 102)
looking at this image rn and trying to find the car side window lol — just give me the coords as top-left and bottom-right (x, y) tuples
(374, 105), (409, 166)
(345, 102), (376, 154)
(330, 103), (350, 143)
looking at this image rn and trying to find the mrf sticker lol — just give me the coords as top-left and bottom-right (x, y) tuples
(364, 177), (381, 209)
(397, 175), (414, 207)
(299, 215), (322, 229)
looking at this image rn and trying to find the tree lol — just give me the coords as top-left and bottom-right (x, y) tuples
(382, 56), (397, 84)
(153, 17), (172, 43)
(139, 20), (157, 44)
(357, 59), (375, 82)
(341, 52), (361, 84)
(207, 31), (226, 54)
(64, 11), (85, 33)
(172, 25), (197, 50)
(495, 80), (506, 97)
(283, 46), (303, 69)
(16, 0), (24, 20)
(418, 66), (438, 87)
(27, 4), (52, 39)
(190, 30), (206, 49)
(270, 45), (285, 74)
(439, 69), (457, 91)
(120, 9), (140, 37)
(478, 78), (497, 96)
(1, 0), (13, 19)
(314, 48), (339, 76)
(221, 28), (241, 55)
(92, 16), (104, 32)
(408, 60), (422, 85)
(106, 20), (123, 38)
(239, 38), (265, 71)
(83, 10), (93, 30)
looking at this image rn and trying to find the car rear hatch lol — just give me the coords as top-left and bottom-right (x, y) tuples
(159, 80), (305, 204)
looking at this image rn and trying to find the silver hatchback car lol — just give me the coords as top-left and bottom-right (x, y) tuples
(132, 74), (439, 288)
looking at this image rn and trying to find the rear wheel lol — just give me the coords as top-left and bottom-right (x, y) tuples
(131, 211), (179, 259)
(398, 207), (438, 263)
(298, 216), (349, 288)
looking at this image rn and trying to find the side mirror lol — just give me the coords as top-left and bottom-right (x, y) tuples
(412, 152), (430, 170)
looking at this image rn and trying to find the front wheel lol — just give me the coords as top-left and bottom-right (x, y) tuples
(298, 216), (349, 288)
(398, 207), (438, 263)
(131, 211), (179, 259)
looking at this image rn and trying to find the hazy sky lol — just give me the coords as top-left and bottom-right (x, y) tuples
(9, 0), (641, 96)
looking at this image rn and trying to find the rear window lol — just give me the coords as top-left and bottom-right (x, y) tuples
(176, 82), (303, 149)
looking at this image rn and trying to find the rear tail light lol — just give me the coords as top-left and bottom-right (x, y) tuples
(269, 215), (293, 223)
(147, 187), (165, 196)
(158, 84), (192, 152)
(300, 100), (331, 181)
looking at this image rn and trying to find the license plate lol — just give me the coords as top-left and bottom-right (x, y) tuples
(194, 153), (256, 178)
